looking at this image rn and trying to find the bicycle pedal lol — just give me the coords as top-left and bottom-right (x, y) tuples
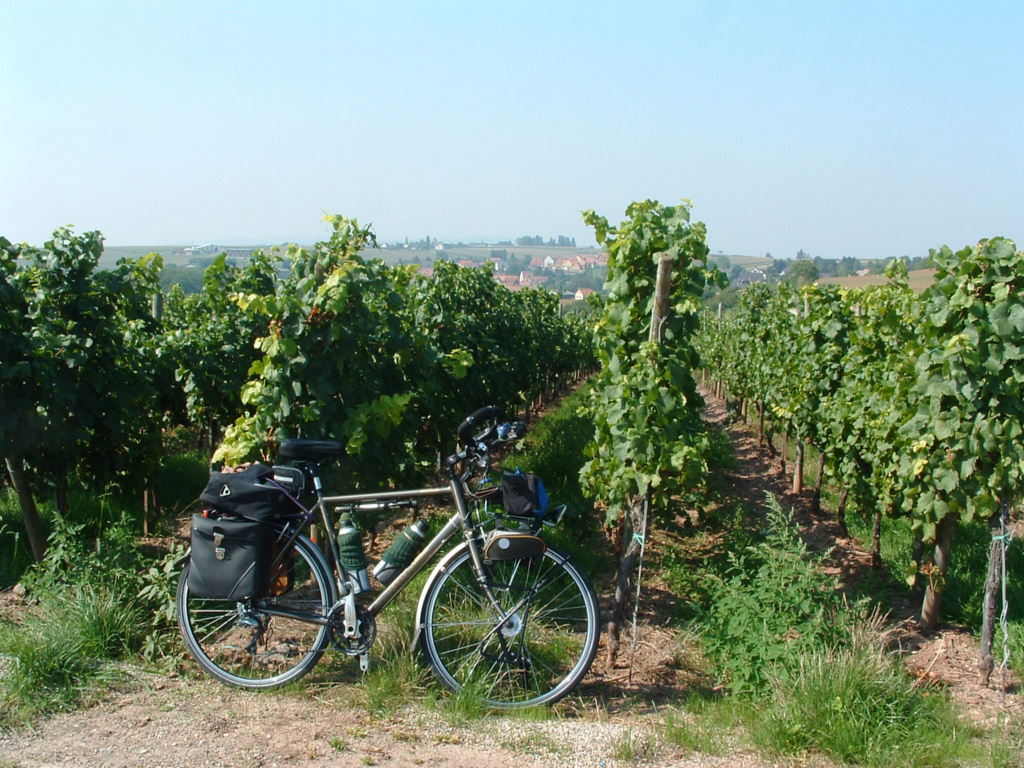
(358, 652), (370, 673)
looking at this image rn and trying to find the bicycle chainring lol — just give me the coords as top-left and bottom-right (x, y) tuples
(327, 603), (377, 656)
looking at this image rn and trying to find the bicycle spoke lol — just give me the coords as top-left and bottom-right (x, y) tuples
(178, 535), (333, 689)
(422, 545), (598, 708)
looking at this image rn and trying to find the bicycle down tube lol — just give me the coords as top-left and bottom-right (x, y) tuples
(320, 484), (458, 616)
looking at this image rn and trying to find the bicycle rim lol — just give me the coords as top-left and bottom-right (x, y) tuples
(178, 534), (333, 688)
(421, 544), (599, 708)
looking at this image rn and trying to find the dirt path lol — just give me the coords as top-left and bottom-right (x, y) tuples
(2, 393), (1020, 767)
(0, 671), (778, 768)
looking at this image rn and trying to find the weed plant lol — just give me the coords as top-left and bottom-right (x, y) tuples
(693, 494), (1011, 766)
(703, 494), (852, 695)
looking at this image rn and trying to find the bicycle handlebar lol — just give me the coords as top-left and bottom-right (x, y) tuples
(449, 408), (527, 476)
(457, 406), (504, 445)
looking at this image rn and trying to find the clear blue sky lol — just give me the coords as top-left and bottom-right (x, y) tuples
(2, 1), (1021, 260)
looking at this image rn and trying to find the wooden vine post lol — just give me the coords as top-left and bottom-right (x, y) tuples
(605, 252), (674, 668)
(4, 453), (47, 562)
(143, 291), (164, 536)
(978, 500), (1011, 686)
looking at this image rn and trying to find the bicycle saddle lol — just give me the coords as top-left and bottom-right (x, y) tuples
(278, 438), (344, 461)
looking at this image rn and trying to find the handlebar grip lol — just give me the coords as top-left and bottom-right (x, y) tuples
(457, 406), (503, 444)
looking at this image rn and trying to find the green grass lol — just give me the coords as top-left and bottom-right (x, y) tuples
(436, 675), (492, 724)
(609, 728), (655, 763)
(655, 483), (1018, 765)
(750, 640), (981, 768)
(657, 702), (733, 755)
(0, 511), (184, 726)
(0, 581), (142, 725)
(504, 382), (593, 505)
(355, 561), (434, 715)
(845, 507), (1024, 674)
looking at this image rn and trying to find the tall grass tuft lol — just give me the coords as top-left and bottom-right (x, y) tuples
(437, 674), (491, 724)
(0, 580), (142, 725)
(355, 561), (432, 715)
(0, 516), (182, 725)
(751, 637), (976, 768)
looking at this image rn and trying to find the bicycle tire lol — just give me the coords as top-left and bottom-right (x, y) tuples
(420, 543), (600, 708)
(177, 532), (335, 688)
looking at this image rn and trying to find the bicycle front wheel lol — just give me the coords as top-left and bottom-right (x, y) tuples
(420, 543), (600, 708)
(177, 533), (335, 688)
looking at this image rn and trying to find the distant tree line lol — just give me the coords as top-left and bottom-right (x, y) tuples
(515, 235), (577, 247)
(765, 254), (862, 280)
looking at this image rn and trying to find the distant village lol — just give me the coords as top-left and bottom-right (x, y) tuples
(170, 242), (609, 302)
(413, 251), (607, 299)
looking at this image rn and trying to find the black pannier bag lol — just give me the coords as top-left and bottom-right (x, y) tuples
(500, 472), (549, 518)
(190, 463), (303, 600)
(187, 514), (273, 600)
(199, 463), (299, 522)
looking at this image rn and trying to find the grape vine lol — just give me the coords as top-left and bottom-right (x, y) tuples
(698, 238), (1023, 663)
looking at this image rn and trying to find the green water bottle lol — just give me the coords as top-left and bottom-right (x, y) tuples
(337, 514), (371, 593)
(372, 520), (429, 586)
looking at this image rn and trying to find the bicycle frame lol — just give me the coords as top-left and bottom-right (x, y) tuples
(264, 457), (493, 630)
(323, 484), (467, 618)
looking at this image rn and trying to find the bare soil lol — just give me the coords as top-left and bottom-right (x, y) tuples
(1, 392), (1019, 767)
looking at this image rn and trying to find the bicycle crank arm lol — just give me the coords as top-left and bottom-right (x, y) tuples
(343, 592), (360, 638)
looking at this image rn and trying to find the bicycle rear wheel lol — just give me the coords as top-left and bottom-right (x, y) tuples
(177, 533), (335, 688)
(420, 543), (600, 708)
